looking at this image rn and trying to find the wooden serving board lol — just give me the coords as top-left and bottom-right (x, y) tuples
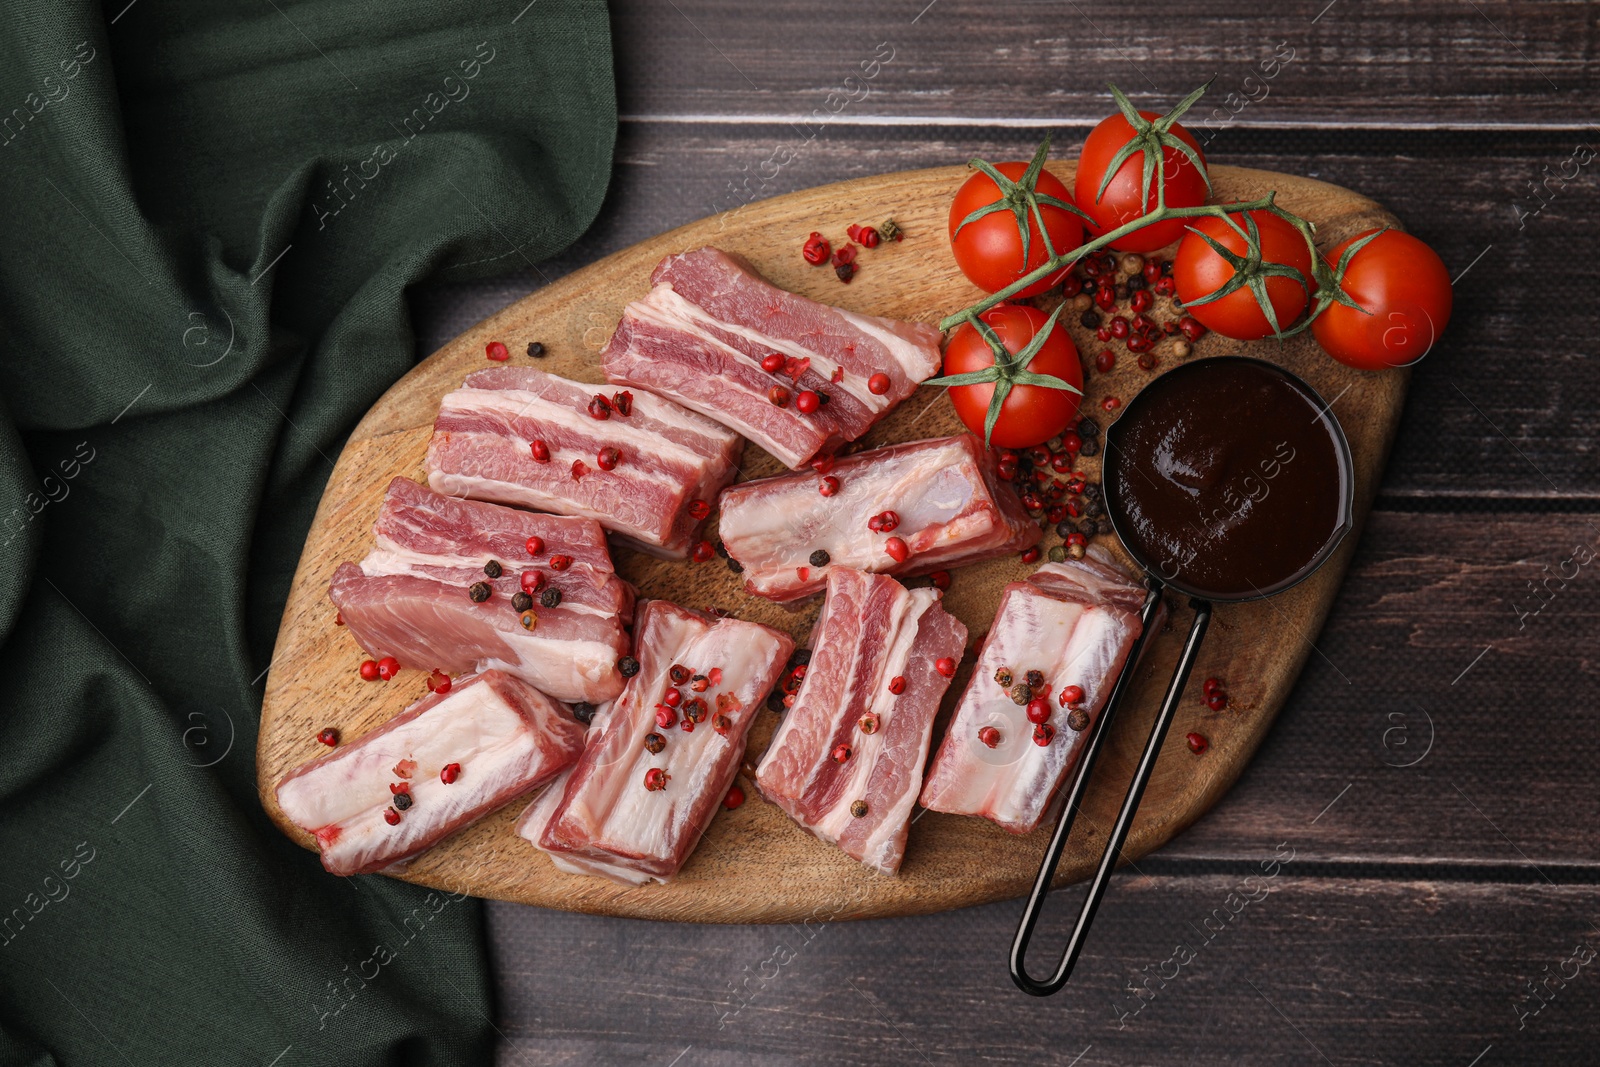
(257, 162), (1404, 923)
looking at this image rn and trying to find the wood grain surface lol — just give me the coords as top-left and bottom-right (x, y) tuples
(258, 161), (1404, 921)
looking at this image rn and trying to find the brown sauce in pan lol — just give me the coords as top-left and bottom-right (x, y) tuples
(1105, 358), (1349, 601)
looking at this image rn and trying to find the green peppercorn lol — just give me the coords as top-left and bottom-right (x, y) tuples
(468, 581), (492, 603)
(1048, 545), (1067, 563)
(540, 587), (562, 608)
(483, 559), (503, 579)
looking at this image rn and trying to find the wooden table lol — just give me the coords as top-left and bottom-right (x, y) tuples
(409, 3), (1600, 1063)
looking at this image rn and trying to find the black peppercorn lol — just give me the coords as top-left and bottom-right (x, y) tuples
(468, 581), (492, 603)
(512, 591), (534, 612)
(644, 732), (666, 754)
(483, 559), (503, 579)
(1127, 274), (1147, 292)
(617, 655), (640, 678)
(792, 649), (812, 666)
(572, 702), (596, 725)
(526, 341), (546, 358)
(540, 587), (562, 609)
(714, 539), (729, 558)
(766, 689), (786, 713)
(1025, 669), (1045, 690)
(1077, 416), (1099, 438)
(1067, 708), (1090, 732)
(809, 549), (830, 567)
(1056, 520), (1078, 539)
(393, 792), (413, 812)
(727, 558), (744, 574)
(1080, 310), (1101, 329)
(1079, 437), (1099, 457)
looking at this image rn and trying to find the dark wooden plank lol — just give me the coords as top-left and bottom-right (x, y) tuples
(489, 876), (1600, 1065)
(602, 0), (1597, 127)
(410, 124), (1600, 500)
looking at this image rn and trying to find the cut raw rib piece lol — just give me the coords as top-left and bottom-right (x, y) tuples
(426, 365), (743, 558)
(276, 669), (585, 876)
(755, 569), (967, 874)
(600, 247), (942, 469)
(519, 599), (794, 885)
(328, 477), (633, 704)
(717, 434), (1041, 603)
(919, 554), (1155, 835)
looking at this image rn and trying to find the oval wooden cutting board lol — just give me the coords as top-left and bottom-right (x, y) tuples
(256, 162), (1405, 923)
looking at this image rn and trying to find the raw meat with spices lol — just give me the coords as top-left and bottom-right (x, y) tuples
(328, 477), (633, 704)
(755, 568), (967, 874)
(426, 365), (743, 557)
(519, 599), (794, 885)
(600, 247), (942, 469)
(276, 669), (586, 876)
(919, 553), (1155, 834)
(717, 433), (1041, 603)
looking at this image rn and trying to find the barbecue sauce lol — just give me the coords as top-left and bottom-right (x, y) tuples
(1106, 358), (1348, 600)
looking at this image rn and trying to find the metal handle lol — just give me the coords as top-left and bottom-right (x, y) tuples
(1010, 595), (1213, 996)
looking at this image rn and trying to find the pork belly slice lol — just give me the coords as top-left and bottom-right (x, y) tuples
(329, 477), (633, 704)
(600, 247), (942, 469)
(755, 569), (967, 874)
(426, 365), (743, 558)
(276, 669), (586, 876)
(717, 434), (1041, 603)
(919, 555), (1154, 835)
(518, 599), (794, 885)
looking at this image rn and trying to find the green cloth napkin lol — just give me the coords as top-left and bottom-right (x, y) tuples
(0, 2), (614, 1063)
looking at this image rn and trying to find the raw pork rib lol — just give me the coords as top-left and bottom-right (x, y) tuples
(755, 568), (967, 874)
(426, 365), (743, 557)
(717, 434), (1041, 603)
(600, 247), (942, 469)
(328, 477), (633, 704)
(919, 554), (1154, 834)
(518, 599), (794, 885)
(276, 669), (586, 876)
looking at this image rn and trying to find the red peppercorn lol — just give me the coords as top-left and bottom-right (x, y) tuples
(1102, 396), (1122, 412)
(687, 499), (711, 521)
(550, 555), (572, 571)
(644, 767), (670, 791)
(802, 232), (830, 265)
(1143, 260), (1163, 284)
(1109, 315), (1130, 340)
(713, 713), (733, 736)
(831, 743), (852, 764)
(997, 457), (1018, 482)
(427, 669), (452, 694)
(768, 385), (791, 407)
(1130, 289), (1154, 314)
(860, 226), (881, 248)
(359, 659), (380, 681)
(389, 780), (410, 796)
(587, 394), (612, 420)
(867, 372), (891, 395)
(978, 726), (1001, 748)
(811, 453), (836, 475)
(1096, 326), (1113, 343)
(1186, 732), (1209, 754)
(723, 783), (745, 809)
(831, 366), (845, 384)
(1032, 722), (1056, 747)
(485, 340), (510, 361)
(888, 675), (907, 695)
(1179, 315), (1207, 342)
(520, 570), (545, 594)
(1206, 692), (1229, 711)
(394, 759), (416, 778)
(1059, 684), (1084, 706)
(570, 459), (589, 480)
(1020, 546), (1041, 565)
(708, 667), (723, 685)
(1095, 286), (1116, 311)
(316, 727), (340, 746)
(1128, 334), (1153, 354)
(934, 656), (957, 678)
(819, 475), (840, 497)
(930, 570), (952, 591)
(383, 808), (401, 825)
(1155, 276), (1177, 296)
(761, 352), (785, 373)
(1026, 697), (1051, 724)
(795, 390), (820, 414)
(530, 439), (551, 463)
(884, 536), (909, 563)
(334, 610), (344, 626)
(655, 704), (678, 729)
(879, 510), (901, 533)
(597, 446), (621, 471)
(440, 762), (462, 784)
(376, 656), (400, 681)
(525, 536), (544, 556)
(690, 540), (715, 563)
(611, 390), (633, 416)
(1066, 532), (1088, 548)
(1095, 349), (1115, 374)
(1203, 677), (1221, 695)
(1060, 431), (1083, 454)
(663, 688), (682, 707)
(1047, 504), (1068, 524)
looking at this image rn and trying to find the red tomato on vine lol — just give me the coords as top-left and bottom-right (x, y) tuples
(949, 135), (1086, 296)
(933, 304), (1082, 449)
(1311, 229), (1453, 370)
(1075, 85), (1211, 253)
(1174, 210), (1313, 340)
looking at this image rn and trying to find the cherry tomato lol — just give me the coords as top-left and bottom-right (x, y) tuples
(1173, 210), (1313, 340)
(942, 305), (1082, 448)
(1075, 111), (1208, 253)
(949, 163), (1083, 296)
(1311, 229), (1453, 370)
